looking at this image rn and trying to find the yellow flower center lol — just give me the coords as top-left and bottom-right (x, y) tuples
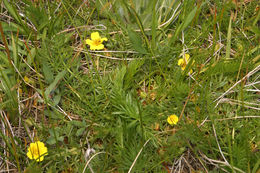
(180, 61), (187, 68)
(93, 39), (101, 46)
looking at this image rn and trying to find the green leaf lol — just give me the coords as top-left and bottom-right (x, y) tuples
(53, 93), (61, 106)
(42, 62), (54, 84)
(3, 0), (21, 23)
(46, 137), (56, 145)
(1, 22), (26, 34)
(252, 158), (260, 173)
(128, 29), (147, 54)
(170, 3), (205, 45)
(76, 128), (86, 137)
(2, 0), (29, 34)
(0, 51), (10, 66)
(173, 6), (197, 41)
(182, 6), (198, 29)
(70, 120), (86, 127)
(44, 70), (66, 97)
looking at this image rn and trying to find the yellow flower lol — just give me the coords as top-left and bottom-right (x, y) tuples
(27, 141), (48, 162)
(24, 76), (30, 83)
(178, 53), (193, 74)
(85, 32), (108, 50)
(167, 114), (179, 125)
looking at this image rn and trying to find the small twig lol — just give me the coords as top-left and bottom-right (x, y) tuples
(17, 88), (22, 138)
(214, 65), (260, 105)
(74, 47), (138, 61)
(56, 105), (72, 121)
(218, 99), (260, 110)
(205, 115), (260, 122)
(57, 24), (106, 35)
(82, 152), (106, 173)
(128, 139), (151, 173)
(83, 135), (95, 173)
(179, 83), (196, 121)
(88, 50), (138, 53)
(212, 124), (229, 164)
(200, 152), (245, 173)
(1, 111), (15, 142)
(158, 2), (181, 28)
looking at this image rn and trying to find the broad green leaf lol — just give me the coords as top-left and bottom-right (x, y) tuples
(70, 120), (86, 127)
(53, 93), (61, 106)
(47, 137), (57, 145)
(76, 128), (86, 137)
(44, 70), (66, 97)
(42, 62), (54, 84)
(182, 6), (198, 29)
(128, 29), (147, 54)
(173, 6), (198, 41)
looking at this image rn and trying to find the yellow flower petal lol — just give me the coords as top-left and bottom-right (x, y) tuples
(167, 114), (179, 125)
(101, 37), (108, 42)
(178, 59), (184, 66)
(94, 44), (104, 50)
(27, 150), (33, 159)
(27, 141), (48, 162)
(86, 39), (93, 46)
(91, 32), (101, 40)
(184, 54), (190, 62)
(178, 53), (195, 73)
(24, 76), (30, 82)
(90, 43), (104, 50)
(86, 32), (108, 50)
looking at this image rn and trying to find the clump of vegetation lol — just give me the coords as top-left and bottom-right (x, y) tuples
(0, 0), (259, 172)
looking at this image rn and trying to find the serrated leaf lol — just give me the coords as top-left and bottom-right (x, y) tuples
(128, 29), (147, 54)
(1, 22), (26, 34)
(3, 0), (21, 23)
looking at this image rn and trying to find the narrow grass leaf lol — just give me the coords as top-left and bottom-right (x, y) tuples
(151, 0), (157, 50)
(226, 13), (233, 59)
(171, 6), (198, 45)
(3, 0), (21, 23)
(1, 22), (25, 34)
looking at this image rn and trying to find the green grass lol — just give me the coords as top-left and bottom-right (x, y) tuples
(0, 0), (259, 172)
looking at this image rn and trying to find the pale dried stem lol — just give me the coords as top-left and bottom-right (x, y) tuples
(82, 152), (106, 173)
(214, 65), (260, 105)
(128, 139), (151, 173)
(212, 124), (229, 165)
(158, 2), (181, 28)
(218, 99), (260, 110)
(58, 24), (107, 35)
(74, 47), (137, 61)
(200, 152), (245, 173)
